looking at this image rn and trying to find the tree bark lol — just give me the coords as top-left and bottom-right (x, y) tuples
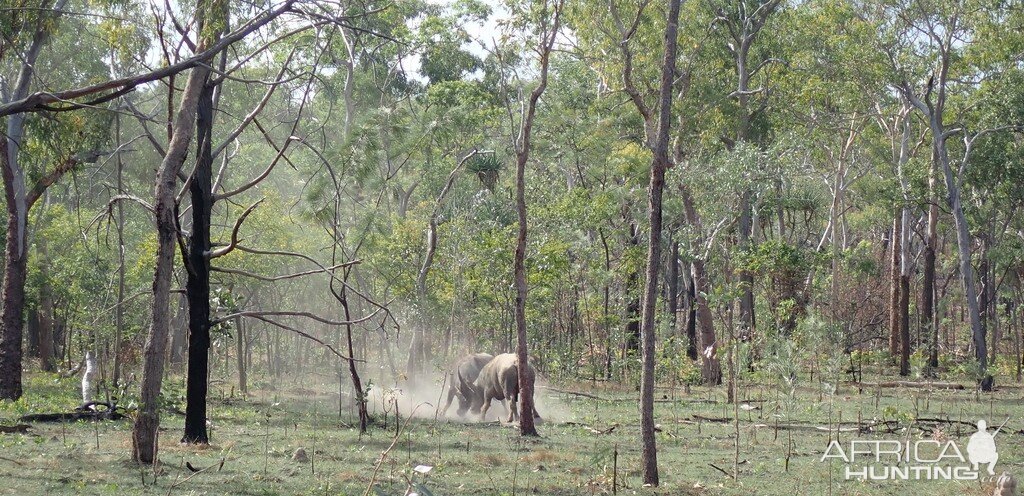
(132, 60), (211, 464)
(923, 157), (939, 370)
(683, 263), (698, 360)
(681, 185), (722, 384)
(0, 4), (61, 400)
(182, 76), (216, 445)
(236, 316), (247, 396)
(512, 1), (562, 437)
(667, 239), (679, 336)
(638, 0), (681, 485)
(899, 207), (911, 376)
(888, 213), (902, 358)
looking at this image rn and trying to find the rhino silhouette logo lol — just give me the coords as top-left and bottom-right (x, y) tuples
(966, 419), (1005, 476)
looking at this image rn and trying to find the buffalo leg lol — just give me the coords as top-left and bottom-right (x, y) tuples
(507, 392), (518, 423)
(441, 384), (457, 417)
(479, 395), (493, 422)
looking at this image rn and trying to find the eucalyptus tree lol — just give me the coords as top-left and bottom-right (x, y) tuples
(0, 0), (299, 402)
(636, 0), (682, 483)
(0, 0), (127, 400)
(707, 0), (782, 341)
(873, 0), (1023, 389)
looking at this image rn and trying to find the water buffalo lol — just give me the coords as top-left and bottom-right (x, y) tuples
(440, 353), (494, 417)
(473, 353), (541, 423)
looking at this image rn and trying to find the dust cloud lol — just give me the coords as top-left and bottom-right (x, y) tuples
(365, 372), (573, 425)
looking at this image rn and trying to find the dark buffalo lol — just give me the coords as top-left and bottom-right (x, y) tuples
(441, 353), (494, 417)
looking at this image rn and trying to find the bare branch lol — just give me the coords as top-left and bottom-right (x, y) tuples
(210, 49), (297, 159)
(208, 198), (265, 259)
(212, 309), (382, 327)
(0, 0), (299, 117)
(243, 314), (358, 362)
(211, 261), (359, 281)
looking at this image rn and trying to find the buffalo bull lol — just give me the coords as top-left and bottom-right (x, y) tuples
(473, 353), (541, 423)
(440, 353), (494, 417)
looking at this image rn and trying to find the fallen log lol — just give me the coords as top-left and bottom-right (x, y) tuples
(691, 414), (732, 424)
(0, 424), (31, 434)
(753, 423), (861, 433)
(538, 386), (607, 401)
(538, 386), (721, 404)
(850, 380), (964, 390)
(19, 402), (125, 423)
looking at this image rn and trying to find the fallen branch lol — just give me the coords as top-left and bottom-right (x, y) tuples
(851, 380), (964, 390)
(19, 402), (124, 422)
(708, 463), (731, 478)
(538, 386), (607, 400)
(0, 424), (31, 434)
(691, 414), (732, 424)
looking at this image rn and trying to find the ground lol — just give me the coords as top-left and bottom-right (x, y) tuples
(0, 371), (1020, 495)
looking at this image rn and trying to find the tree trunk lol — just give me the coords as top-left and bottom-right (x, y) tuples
(683, 264), (698, 360)
(888, 213), (902, 358)
(511, 1), (562, 437)
(625, 221), (641, 355)
(0, 140), (29, 399)
(236, 317), (247, 396)
(344, 298), (368, 431)
(667, 239), (679, 336)
(182, 71), (216, 446)
(738, 190), (755, 341)
(680, 185), (722, 384)
(113, 113), (127, 388)
(0, 8), (56, 400)
(932, 133), (990, 388)
(923, 157), (939, 370)
(638, 0), (681, 485)
(132, 61), (211, 464)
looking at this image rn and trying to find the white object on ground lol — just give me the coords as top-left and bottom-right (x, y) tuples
(82, 351), (97, 405)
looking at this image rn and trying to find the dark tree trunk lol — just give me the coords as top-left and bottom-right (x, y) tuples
(182, 77), (216, 445)
(684, 264), (698, 360)
(667, 239), (679, 336)
(0, 16), (50, 400)
(738, 190), (755, 341)
(340, 284), (367, 432)
(0, 188), (28, 398)
(113, 113), (127, 388)
(625, 222), (641, 355)
(923, 157), (938, 370)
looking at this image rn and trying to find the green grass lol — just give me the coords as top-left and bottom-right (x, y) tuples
(0, 371), (1020, 495)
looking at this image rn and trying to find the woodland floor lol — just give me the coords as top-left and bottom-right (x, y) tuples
(0, 370), (1021, 495)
